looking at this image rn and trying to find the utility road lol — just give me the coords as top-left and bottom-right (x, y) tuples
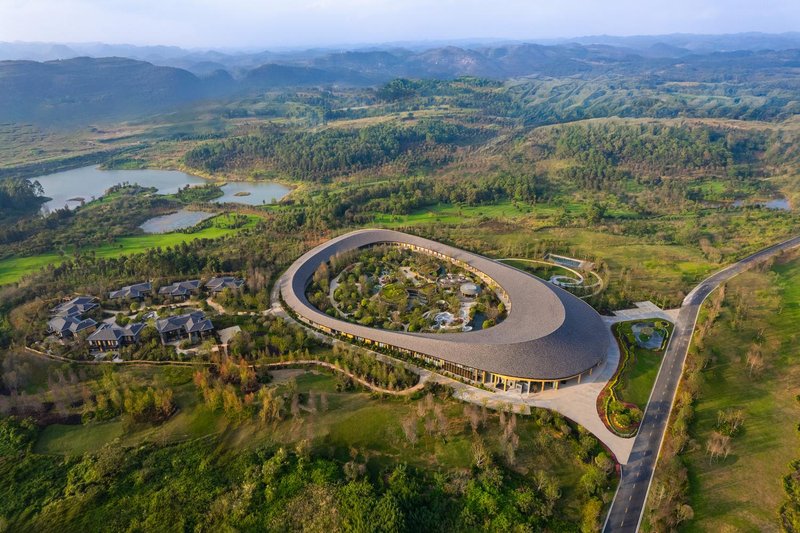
(603, 235), (800, 532)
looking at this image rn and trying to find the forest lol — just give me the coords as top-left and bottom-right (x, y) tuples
(0, 178), (46, 222)
(184, 119), (487, 182)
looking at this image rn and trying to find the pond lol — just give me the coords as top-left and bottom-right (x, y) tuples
(31, 166), (291, 212)
(732, 198), (791, 211)
(139, 210), (216, 234)
(631, 322), (666, 350)
(213, 181), (291, 205)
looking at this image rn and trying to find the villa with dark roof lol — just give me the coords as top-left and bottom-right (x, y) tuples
(87, 322), (145, 350)
(155, 311), (214, 344)
(50, 296), (98, 317)
(109, 282), (152, 300)
(281, 229), (610, 395)
(158, 280), (201, 299)
(48, 315), (97, 339)
(205, 276), (245, 293)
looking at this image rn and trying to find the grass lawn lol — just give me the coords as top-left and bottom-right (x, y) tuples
(500, 258), (576, 280)
(0, 214), (258, 286)
(614, 321), (672, 409)
(682, 256), (800, 531)
(620, 349), (663, 409)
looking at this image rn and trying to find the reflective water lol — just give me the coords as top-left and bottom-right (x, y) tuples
(213, 180), (291, 205)
(31, 166), (290, 212)
(732, 198), (791, 211)
(139, 210), (216, 234)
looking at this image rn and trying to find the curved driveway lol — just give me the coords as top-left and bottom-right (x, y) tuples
(604, 234), (800, 532)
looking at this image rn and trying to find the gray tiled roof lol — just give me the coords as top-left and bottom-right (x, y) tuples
(158, 280), (201, 297)
(205, 276), (245, 292)
(87, 322), (145, 342)
(281, 229), (609, 381)
(109, 282), (152, 299)
(48, 315), (97, 335)
(51, 296), (98, 317)
(155, 311), (214, 334)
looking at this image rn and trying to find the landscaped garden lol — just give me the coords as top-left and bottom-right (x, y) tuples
(599, 319), (673, 436)
(305, 245), (506, 333)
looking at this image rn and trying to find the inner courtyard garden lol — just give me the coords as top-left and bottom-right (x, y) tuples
(305, 245), (506, 333)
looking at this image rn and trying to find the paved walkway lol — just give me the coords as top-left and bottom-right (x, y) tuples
(272, 271), (675, 465)
(447, 314), (631, 463)
(610, 301), (678, 322)
(444, 302), (685, 465)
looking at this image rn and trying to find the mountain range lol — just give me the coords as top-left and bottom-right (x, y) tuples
(1, 33), (800, 125)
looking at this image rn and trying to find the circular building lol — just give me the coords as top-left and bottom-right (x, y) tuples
(459, 282), (481, 297)
(280, 229), (609, 394)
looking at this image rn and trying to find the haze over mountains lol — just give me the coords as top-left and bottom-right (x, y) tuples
(2, 32), (800, 125)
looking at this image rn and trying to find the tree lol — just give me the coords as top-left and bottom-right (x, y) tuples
(746, 343), (765, 377)
(258, 388), (284, 424)
(676, 504), (695, 524)
(434, 404), (448, 436)
(580, 498), (602, 533)
(579, 464), (607, 496)
(464, 404), (482, 433)
(706, 431), (732, 461)
(472, 438), (492, 470)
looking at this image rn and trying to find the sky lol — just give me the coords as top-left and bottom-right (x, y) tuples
(0, 0), (798, 49)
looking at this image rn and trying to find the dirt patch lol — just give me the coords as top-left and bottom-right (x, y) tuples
(270, 368), (310, 384)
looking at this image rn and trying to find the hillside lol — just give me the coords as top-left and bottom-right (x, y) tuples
(0, 57), (216, 124)
(3, 43), (800, 126)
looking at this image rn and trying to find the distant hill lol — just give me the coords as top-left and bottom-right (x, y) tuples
(0, 57), (218, 124)
(3, 32), (800, 67)
(2, 41), (800, 126)
(243, 63), (372, 88)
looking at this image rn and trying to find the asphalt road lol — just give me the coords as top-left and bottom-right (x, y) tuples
(603, 234), (800, 532)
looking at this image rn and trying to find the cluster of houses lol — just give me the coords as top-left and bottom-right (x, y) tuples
(46, 276), (243, 354)
(108, 276), (244, 302)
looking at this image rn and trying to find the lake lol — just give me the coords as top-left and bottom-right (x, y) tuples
(31, 166), (291, 212)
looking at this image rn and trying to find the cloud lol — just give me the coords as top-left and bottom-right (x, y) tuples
(0, 0), (798, 48)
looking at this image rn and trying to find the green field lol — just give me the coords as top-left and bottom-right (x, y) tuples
(682, 256), (800, 531)
(477, 227), (718, 308)
(371, 201), (539, 226)
(370, 199), (641, 228)
(0, 214), (258, 286)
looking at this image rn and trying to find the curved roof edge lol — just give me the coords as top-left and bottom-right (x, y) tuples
(281, 229), (609, 380)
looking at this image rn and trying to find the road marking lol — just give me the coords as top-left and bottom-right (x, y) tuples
(604, 235), (800, 533)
